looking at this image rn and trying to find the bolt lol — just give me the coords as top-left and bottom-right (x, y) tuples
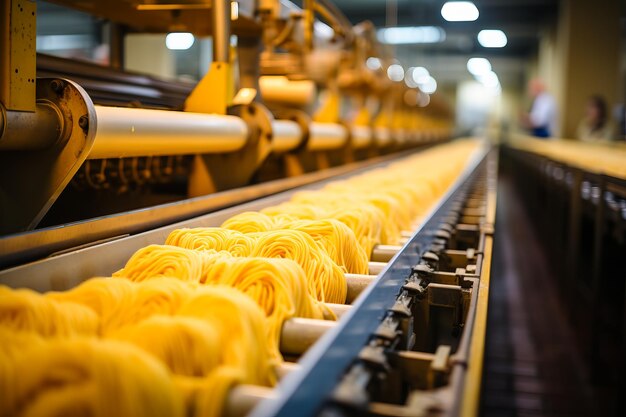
(50, 79), (64, 93)
(78, 115), (89, 130)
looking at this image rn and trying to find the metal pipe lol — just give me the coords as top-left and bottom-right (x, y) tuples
(307, 122), (348, 151)
(345, 273), (376, 303)
(371, 244), (402, 263)
(224, 384), (275, 417)
(271, 119), (302, 153)
(350, 125), (372, 149)
(0, 102), (64, 150)
(259, 76), (316, 107)
(280, 318), (336, 355)
(88, 106), (248, 159)
(374, 126), (392, 147)
(212, 0), (231, 63)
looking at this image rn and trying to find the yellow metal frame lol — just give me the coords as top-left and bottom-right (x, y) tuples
(461, 153), (498, 416)
(0, 0), (36, 111)
(185, 61), (235, 115)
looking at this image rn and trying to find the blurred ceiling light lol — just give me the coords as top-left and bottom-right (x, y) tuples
(441, 1), (479, 22)
(477, 30), (507, 48)
(411, 66), (430, 85)
(420, 76), (438, 94)
(387, 64), (405, 82)
(405, 67), (419, 88)
(166, 32), (195, 50)
(366, 57), (382, 70)
(377, 26), (445, 45)
(466, 57), (492, 75)
(231, 1), (239, 20)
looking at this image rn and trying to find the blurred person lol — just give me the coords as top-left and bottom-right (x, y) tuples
(576, 95), (614, 141)
(521, 78), (558, 138)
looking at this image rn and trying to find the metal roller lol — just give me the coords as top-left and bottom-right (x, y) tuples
(271, 119), (303, 153)
(374, 126), (393, 147)
(307, 122), (349, 151)
(87, 105), (249, 159)
(259, 76), (317, 107)
(350, 125), (372, 149)
(280, 318), (336, 355)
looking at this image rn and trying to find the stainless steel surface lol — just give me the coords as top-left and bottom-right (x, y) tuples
(280, 318), (336, 356)
(89, 106), (248, 159)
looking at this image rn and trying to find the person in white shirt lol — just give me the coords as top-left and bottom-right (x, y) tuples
(522, 78), (558, 138)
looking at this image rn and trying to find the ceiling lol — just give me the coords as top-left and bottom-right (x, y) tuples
(324, 0), (560, 90)
(333, 0), (559, 58)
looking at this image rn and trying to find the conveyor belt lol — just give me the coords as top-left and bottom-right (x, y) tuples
(0, 142), (496, 417)
(253, 148), (497, 417)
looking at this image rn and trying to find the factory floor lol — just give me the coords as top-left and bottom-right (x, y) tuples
(479, 173), (600, 417)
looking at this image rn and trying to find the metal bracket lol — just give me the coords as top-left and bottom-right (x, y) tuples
(0, 78), (96, 234)
(188, 102), (274, 196)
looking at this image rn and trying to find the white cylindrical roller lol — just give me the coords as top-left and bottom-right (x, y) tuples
(350, 125), (372, 149)
(224, 384), (275, 417)
(276, 362), (300, 379)
(368, 261), (387, 275)
(371, 244), (402, 263)
(345, 273), (376, 303)
(393, 129), (406, 146)
(323, 302), (353, 319)
(271, 119), (303, 152)
(374, 126), (393, 147)
(280, 318), (336, 355)
(307, 122), (348, 151)
(259, 76), (317, 107)
(88, 106), (249, 159)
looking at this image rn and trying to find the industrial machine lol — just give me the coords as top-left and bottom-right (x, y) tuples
(0, 0), (452, 238)
(0, 1), (497, 417)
